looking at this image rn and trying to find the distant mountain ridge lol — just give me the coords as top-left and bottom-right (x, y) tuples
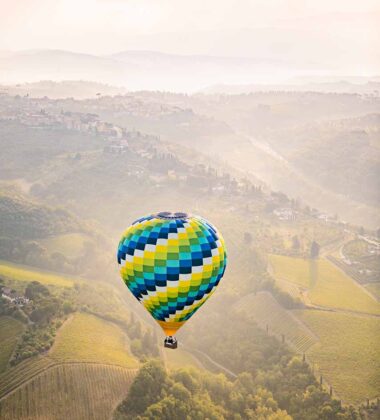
(202, 78), (380, 95)
(0, 49), (367, 93)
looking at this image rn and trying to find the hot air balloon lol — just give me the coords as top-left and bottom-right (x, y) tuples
(117, 211), (227, 349)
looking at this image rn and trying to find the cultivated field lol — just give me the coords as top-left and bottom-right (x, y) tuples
(235, 292), (317, 353)
(0, 363), (137, 420)
(50, 312), (139, 368)
(308, 260), (380, 314)
(0, 317), (24, 373)
(0, 356), (56, 399)
(270, 255), (380, 314)
(297, 310), (380, 404)
(0, 261), (74, 288)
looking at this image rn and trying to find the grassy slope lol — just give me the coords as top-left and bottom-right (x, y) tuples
(270, 254), (311, 288)
(0, 260), (74, 288)
(270, 254), (380, 314)
(50, 313), (138, 368)
(365, 283), (380, 300)
(40, 233), (89, 257)
(164, 347), (203, 370)
(0, 363), (137, 420)
(308, 259), (380, 314)
(297, 310), (380, 404)
(0, 317), (24, 373)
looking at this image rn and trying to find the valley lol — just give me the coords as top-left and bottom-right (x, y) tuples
(0, 88), (379, 419)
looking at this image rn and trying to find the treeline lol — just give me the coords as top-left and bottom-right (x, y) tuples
(0, 193), (82, 239)
(0, 192), (99, 276)
(0, 237), (79, 274)
(114, 360), (292, 419)
(0, 236), (110, 278)
(0, 281), (70, 363)
(256, 274), (303, 309)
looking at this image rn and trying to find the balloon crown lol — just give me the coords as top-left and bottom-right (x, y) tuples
(155, 211), (189, 220)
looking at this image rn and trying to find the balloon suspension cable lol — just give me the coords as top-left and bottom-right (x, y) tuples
(164, 336), (178, 349)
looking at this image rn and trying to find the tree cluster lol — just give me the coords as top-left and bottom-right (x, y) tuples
(115, 360), (291, 420)
(183, 312), (358, 420)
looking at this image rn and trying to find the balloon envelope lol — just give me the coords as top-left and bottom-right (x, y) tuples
(117, 212), (227, 336)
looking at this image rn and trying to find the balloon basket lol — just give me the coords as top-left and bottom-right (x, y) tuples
(164, 336), (178, 349)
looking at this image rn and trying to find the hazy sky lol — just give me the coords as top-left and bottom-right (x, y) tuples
(1, 0), (379, 72)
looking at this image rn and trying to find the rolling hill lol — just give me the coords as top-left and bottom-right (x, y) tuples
(0, 260), (75, 288)
(0, 363), (137, 420)
(270, 254), (380, 314)
(235, 291), (317, 353)
(0, 305), (139, 419)
(0, 192), (82, 239)
(297, 310), (380, 404)
(50, 313), (138, 368)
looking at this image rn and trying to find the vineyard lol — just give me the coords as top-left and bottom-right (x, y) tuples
(50, 313), (139, 368)
(0, 317), (24, 373)
(235, 292), (317, 353)
(297, 310), (380, 404)
(308, 259), (380, 314)
(270, 254), (380, 314)
(0, 363), (137, 420)
(0, 260), (74, 288)
(0, 356), (56, 399)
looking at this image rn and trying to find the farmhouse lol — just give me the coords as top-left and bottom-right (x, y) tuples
(273, 207), (297, 221)
(1, 287), (30, 306)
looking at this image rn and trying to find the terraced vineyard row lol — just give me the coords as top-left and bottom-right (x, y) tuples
(235, 291), (317, 353)
(0, 356), (56, 399)
(0, 317), (24, 373)
(0, 363), (138, 420)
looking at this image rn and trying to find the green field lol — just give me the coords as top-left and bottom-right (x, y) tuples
(0, 260), (74, 288)
(270, 255), (380, 314)
(270, 254), (311, 288)
(0, 317), (24, 373)
(297, 310), (380, 404)
(50, 313), (138, 368)
(235, 292), (317, 353)
(40, 233), (89, 257)
(164, 347), (203, 370)
(0, 363), (137, 420)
